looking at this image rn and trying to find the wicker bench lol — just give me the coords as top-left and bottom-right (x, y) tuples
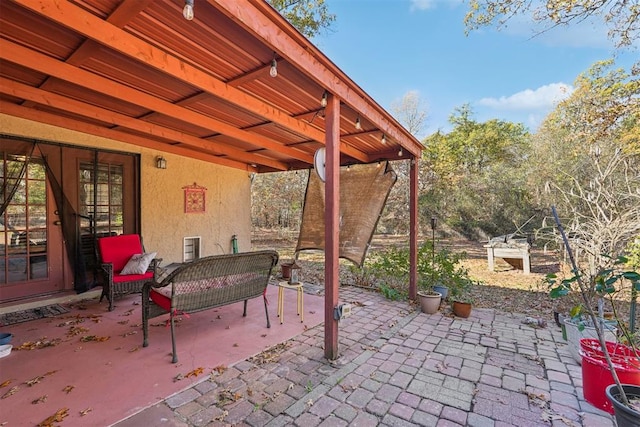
(142, 250), (279, 363)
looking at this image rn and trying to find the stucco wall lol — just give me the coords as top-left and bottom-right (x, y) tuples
(0, 114), (252, 265)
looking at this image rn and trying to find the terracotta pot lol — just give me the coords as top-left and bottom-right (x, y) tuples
(281, 263), (292, 279)
(452, 301), (472, 318)
(418, 291), (442, 314)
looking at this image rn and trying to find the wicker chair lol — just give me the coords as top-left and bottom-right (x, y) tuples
(142, 250), (278, 363)
(97, 234), (161, 311)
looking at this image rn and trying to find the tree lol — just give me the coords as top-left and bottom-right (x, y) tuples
(541, 60), (640, 154)
(528, 60), (640, 248)
(391, 91), (429, 138)
(464, 0), (640, 48)
(268, 0), (335, 38)
(251, 171), (307, 231)
(377, 92), (429, 234)
(421, 105), (533, 238)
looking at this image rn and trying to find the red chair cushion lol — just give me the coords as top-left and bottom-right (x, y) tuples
(113, 271), (154, 283)
(98, 234), (144, 273)
(150, 288), (171, 311)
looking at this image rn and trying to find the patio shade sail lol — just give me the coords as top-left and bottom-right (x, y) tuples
(296, 162), (396, 266)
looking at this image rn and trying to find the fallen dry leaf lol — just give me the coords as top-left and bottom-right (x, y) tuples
(62, 385), (74, 394)
(79, 408), (92, 416)
(25, 371), (58, 387)
(1, 386), (18, 399)
(0, 379), (12, 388)
(233, 343), (238, 347)
(185, 367), (204, 378)
(218, 389), (242, 405)
(67, 326), (90, 337)
(57, 318), (84, 327)
(37, 408), (69, 427)
(79, 335), (110, 342)
(15, 338), (62, 351)
(118, 320), (129, 325)
(212, 365), (227, 374)
(129, 346), (140, 353)
(32, 395), (47, 404)
(213, 410), (228, 421)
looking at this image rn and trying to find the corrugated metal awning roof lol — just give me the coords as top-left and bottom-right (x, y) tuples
(1, 0), (423, 172)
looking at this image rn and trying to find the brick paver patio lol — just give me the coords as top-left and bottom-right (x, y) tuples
(114, 285), (616, 427)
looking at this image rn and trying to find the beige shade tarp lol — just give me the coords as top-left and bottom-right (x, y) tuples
(295, 162), (396, 266)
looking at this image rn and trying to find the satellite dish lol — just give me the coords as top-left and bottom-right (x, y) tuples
(314, 147), (326, 182)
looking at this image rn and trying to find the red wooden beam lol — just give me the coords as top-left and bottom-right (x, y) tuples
(0, 101), (251, 171)
(324, 93), (340, 360)
(409, 157), (419, 301)
(1, 78), (288, 170)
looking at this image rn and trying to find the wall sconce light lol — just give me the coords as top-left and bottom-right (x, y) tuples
(182, 0), (194, 20)
(156, 156), (167, 169)
(355, 116), (362, 130)
(381, 134), (386, 144)
(320, 91), (328, 108)
(398, 148), (403, 157)
(269, 55), (278, 78)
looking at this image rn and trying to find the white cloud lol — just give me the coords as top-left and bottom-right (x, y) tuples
(410, 0), (464, 11)
(476, 82), (574, 111)
(410, 0), (436, 11)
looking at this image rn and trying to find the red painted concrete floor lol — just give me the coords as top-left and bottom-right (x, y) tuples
(0, 283), (324, 426)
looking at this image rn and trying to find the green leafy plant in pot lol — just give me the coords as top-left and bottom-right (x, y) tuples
(417, 242), (469, 301)
(449, 277), (475, 318)
(417, 274), (442, 314)
(546, 207), (640, 421)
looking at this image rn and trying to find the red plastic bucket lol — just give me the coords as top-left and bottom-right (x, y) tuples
(580, 339), (640, 414)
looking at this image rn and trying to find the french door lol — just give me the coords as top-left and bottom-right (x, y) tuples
(1, 138), (139, 302)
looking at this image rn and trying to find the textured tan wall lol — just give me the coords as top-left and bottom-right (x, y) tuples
(0, 114), (252, 265)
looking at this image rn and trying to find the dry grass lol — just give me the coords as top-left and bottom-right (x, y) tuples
(252, 230), (637, 327)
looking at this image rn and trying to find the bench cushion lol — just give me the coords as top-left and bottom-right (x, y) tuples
(149, 273), (260, 311)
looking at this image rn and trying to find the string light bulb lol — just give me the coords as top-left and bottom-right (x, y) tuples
(321, 91), (328, 107)
(355, 116), (362, 130)
(381, 134), (386, 144)
(183, 0), (194, 20)
(270, 57), (278, 78)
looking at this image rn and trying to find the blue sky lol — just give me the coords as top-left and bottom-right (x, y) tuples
(312, 0), (638, 138)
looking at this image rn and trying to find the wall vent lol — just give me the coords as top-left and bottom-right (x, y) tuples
(183, 236), (201, 262)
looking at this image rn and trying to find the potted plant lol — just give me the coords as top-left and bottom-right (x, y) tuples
(449, 278), (475, 318)
(417, 275), (442, 314)
(546, 207), (640, 421)
(417, 242), (469, 301)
